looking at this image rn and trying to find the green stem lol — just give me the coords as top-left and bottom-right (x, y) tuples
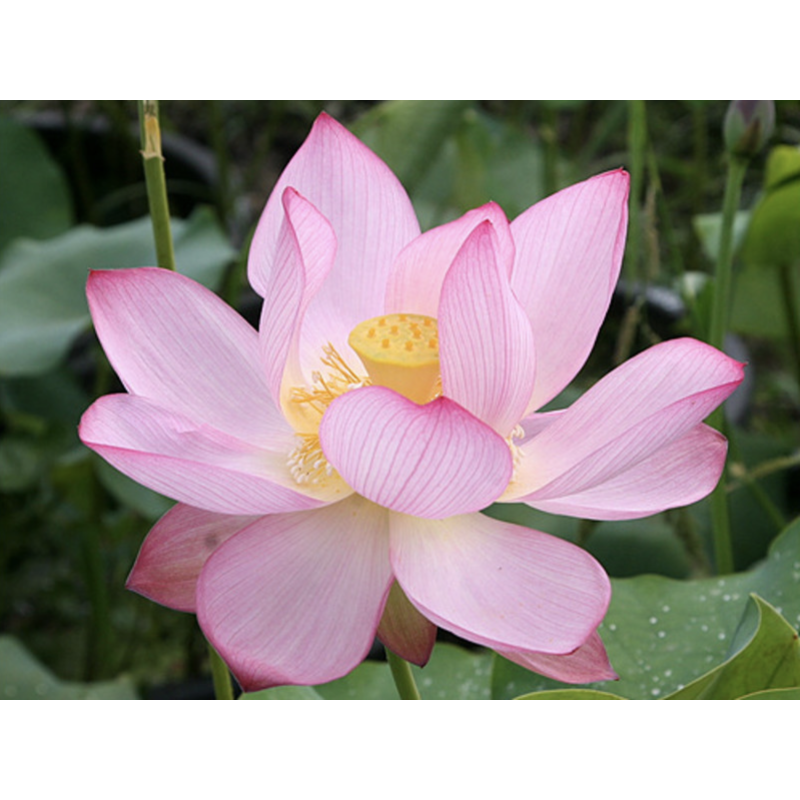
(137, 101), (176, 271)
(707, 155), (749, 575)
(386, 649), (421, 700)
(208, 641), (235, 700)
(625, 100), (647, 285)
(708, 157), (748, 349)
(778, 263), (800, 393)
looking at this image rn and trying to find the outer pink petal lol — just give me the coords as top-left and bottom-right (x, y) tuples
(439, 221), (535, 437)
(507, 339), (744, 502)
(197, 495), (393, 690)
(320, 386), (512, 519)
(249, 113), (420, 346)
(377, 582), (437, 667)
(385, 202), (514, 316)
(258, 188), (336, 408)
(525, 424), (727, 520)
(390, 512), (611, 655)
(511, 170), (629, 411)
(127, 504), (260, 613)
(87, 268), (286, 446)
(499, 631), (618, 684)
(80, 395), (332, 514)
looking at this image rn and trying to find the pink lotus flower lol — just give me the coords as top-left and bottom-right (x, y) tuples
(79, 113), (744, 691)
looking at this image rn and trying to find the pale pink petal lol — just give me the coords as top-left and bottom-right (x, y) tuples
(127, 504), (260, 613)
(439, 221), (535, 437)
(80, 395), (336, 514)
(377, 581), (437, 667)
(320, 386), (512, 518)
(507, 339), (744, 502)
(87, 268), (286, 446)
(249, 113), (419, 351)
(385, 202), (514, 316)
(258, 188), (336, 408)
(511, 170), (629, 411)
(197, 495), (393, 690)
(524, 424), (727, 520)
(390, 512), (610, 654)
(499, 631), (618, 684)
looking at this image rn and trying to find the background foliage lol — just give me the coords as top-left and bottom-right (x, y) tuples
(1, 101), (798, 699)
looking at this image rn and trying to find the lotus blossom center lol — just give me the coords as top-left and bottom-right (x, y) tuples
(348, 313), (440, 404)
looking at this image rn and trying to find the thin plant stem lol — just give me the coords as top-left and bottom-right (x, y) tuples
(707, 155), (749, 575)
(208, 641), (235, 700)
(137, 101), (176, 271)
(778, 263), (800, 393)
(386, 649), (421, 700)
(625, 100), (647, 285)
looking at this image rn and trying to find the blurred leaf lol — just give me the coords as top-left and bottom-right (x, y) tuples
(242, 685), (323, 700)
(0, 207), (234, 376)
(517, 688), (626, 700)
(0, 635), (137, 699)
(242, 642), (493, 700)
(93, 456), (173, 520)
(763, 144), (800, 191)
(351, 100), (471, 194)
(0, 116), (73, 252)
(484, 503), (692, 578)
(664, 595), (800, 699)
(692, 211), (751, 262)
(730, 264), (800, 337)
(0, 435), (42, 491)
(738, 687), (800, 700)
(492, 516), (800, 699)
(741, 181), (800, 269)
(354, 103), (546, 230)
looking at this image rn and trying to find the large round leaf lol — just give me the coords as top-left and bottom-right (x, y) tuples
(0, 207), (234, 376)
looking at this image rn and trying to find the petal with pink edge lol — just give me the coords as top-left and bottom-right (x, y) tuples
(507, 339), (744, 503)
(248, 113), (419, 349)
(197, 495), (393, 691)
(499, 631), (618, 684)
(439, 221), (535, 437)
(390, 512), (610, 654)
(511, 170), (629, 411)
(377, 581), (437, 667)
(320, 386), (512, 519)
(385, 202), (514, 317)
(87, 268), (286, 446)
(80, 394), (338, 514)
(127, 504), (260, 613)
(258, 188), (336, 408)
(524, 424), (727, 520)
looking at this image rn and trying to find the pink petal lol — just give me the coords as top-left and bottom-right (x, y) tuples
(377, 582), (437, 667)
(390, 511), (611, 654)
(258, 188), (336, 409)
(385, 202), (514, 316)
(439, 220), (535, 436)
(508, 339), (744, 503)
(80, 394), (336, 514)
(87, 268), (286, 446)
(248, 113), (420, 346)
(511, 170), (629, 411)
(197, 495), (393, 690)
(319, 386), (512, 518)
(524, 424), (727, 520)
(127, 504), (260, 613)
(499, 631), (618, 684)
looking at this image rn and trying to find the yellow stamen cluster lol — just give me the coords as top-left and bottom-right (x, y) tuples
(289, 345), (364, 421)
(287, 433), (335, 486)
(286, 344), (366, 487)
(348, 313), (440, 404)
